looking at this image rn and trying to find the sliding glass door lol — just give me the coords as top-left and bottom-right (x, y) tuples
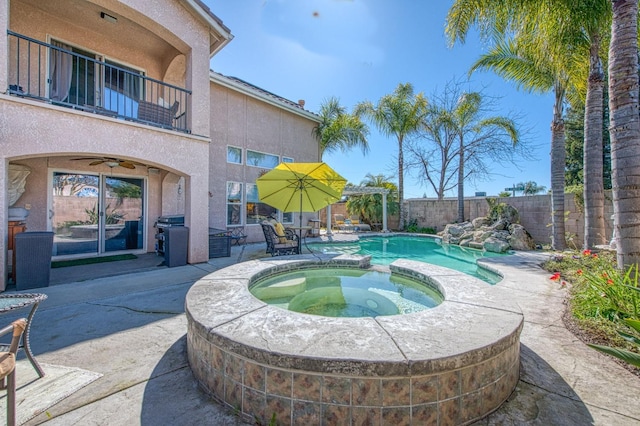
(104, 176), (144, 252)
(51, 172), (144, 257)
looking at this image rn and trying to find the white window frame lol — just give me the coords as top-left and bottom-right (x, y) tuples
(226, 181), (243, 226)
(227, 146), (242, 165)
(246, 150), (279, 168)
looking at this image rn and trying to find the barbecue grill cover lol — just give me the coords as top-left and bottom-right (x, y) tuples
(164, 226), (188, 267)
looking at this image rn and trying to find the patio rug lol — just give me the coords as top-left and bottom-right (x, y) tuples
(0, 361), (102, 425)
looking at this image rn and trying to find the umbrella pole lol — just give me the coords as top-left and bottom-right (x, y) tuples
(298, 185), (303, 251)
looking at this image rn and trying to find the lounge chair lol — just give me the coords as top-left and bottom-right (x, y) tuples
(333, 214), (346, 231)
(260, 222), (300, 256)
(349, 215), (371, 232)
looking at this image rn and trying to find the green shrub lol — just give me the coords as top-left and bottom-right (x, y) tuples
(405, 219), (435, 234)
(544, 250), (640, 364)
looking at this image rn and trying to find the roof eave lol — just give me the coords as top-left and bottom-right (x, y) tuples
(182, 0), (234, 57)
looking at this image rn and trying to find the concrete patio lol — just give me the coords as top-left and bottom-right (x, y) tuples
(1, 241), (639, 425)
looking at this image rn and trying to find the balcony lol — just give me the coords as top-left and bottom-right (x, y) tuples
(7, 31), (191, 133)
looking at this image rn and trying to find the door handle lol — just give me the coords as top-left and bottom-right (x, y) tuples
(49, 209), (54, 219)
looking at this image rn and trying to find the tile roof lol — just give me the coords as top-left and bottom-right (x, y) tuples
(211, 71), (317, 117)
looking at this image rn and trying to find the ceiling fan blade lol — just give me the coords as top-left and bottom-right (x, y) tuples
(89, 160), (105, 166)
(119, 161), (136, 169)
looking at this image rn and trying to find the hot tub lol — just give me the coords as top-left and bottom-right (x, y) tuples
(186, 254), (523, 425)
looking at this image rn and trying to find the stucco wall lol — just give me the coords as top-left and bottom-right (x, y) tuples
(209, 82), (320, 243)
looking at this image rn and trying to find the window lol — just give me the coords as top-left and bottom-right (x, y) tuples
(49, 40), (144, 117)
(282, 156), (294, 163)
(227, 146), (242, 164)
(246, 150), (279, 168)
(246, 184), (276, 224)
(50, 42), (96, 106)
(102, 60), (143, 117)
(282, 212), (293, 224)
(227, 182), (243, 226)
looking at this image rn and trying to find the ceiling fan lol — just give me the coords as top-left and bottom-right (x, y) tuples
(72, 157), (144, 169)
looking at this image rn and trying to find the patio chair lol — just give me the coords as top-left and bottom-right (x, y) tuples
(228, 227), (247, 246)
(333, 214), (346, 231)
(260, 222), (299, 256)
(0, 318), (27, 426)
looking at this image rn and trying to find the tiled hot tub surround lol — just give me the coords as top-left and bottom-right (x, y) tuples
(186, 254), (523, 425)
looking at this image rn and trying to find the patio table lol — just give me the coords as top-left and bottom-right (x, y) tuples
(0, 293), (47, 377)
(286, 226), (312, 252)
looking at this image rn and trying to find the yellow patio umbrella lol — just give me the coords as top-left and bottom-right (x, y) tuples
(256, 162), (346, 231)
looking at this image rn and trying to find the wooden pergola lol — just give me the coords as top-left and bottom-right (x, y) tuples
(325, 185), (391, 234)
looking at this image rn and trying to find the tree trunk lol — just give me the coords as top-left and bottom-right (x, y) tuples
(583, 34), (606, 249)
(398, 136), (405, 229)
(609, 0), (640, 269)
(457, 135), (465, 222)
(551, 85), (566, 250)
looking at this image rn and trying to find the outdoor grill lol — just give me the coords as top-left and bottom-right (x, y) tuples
(155, 215), (185, 255)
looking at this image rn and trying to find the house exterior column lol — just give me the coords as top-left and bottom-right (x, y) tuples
(382, 192), (388, 232)
(0, 160), (7, 290)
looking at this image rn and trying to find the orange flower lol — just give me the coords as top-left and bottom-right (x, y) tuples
(602, 272), (608, 278)
(561, 281), (567, 287)
(592, 253), (598, 258)
(550, 272), (561, 281)
(576, 269), (583, 275)
(607, 279), (614, 285)
(582, 249), (592, 256)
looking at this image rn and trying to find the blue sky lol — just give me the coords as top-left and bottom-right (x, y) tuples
(207, 0), (555, 198)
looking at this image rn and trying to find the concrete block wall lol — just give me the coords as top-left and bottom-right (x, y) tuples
(404, 193), (614, 246)
(321, 193), (614, 247)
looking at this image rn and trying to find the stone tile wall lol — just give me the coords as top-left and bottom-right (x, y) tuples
(188, 326), (520, 426)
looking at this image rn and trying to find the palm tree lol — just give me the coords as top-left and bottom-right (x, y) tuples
(355, 83), (427, 229)
(464, 38), (569, 249)
(346, 173), (399, 226)
(445, 91), (519, 222)
(313, 97), (369, 159)
(608, 0), (640, 269)
(519, 181), (547, 195)
(447, 0), (612, 250)
(580, 3), (610, 249)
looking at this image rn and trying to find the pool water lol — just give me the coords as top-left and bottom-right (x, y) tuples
(307, 236), (506, 284)
(250, 268), (443, 318)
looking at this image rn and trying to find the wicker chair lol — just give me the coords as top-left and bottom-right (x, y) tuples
(0, 319), (27, 426)
(260, 222), (300, 256)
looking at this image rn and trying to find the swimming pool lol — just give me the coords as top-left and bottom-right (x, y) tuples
(307, 235), (507, 284)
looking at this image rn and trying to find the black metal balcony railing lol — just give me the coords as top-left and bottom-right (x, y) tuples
(7, 31), (191, 133)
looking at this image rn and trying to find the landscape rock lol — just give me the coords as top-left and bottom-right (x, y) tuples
(438, 204), (535, 252)
(472, 217), (492, 228)
(508, 224), (536, 250)
(483, 236), (511, 253)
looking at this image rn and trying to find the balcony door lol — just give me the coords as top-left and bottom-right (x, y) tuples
(51, 172), (144, 257)
(49, 40), (144, 117)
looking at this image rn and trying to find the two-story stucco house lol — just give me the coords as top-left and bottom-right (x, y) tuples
(0, 0), (320, 290)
